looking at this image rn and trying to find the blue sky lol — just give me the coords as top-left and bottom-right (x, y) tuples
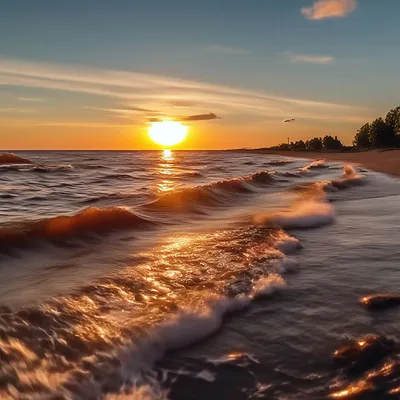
(1, 0), (399, 149)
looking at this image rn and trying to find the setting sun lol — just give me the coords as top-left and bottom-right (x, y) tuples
(148, 121), (188, 147)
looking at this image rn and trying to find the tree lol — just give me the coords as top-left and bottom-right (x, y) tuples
(353, 123), (371, 148)
(369, 118), (396, 148)
(306, 137), (323, 151)
(323, 135), (343, 150)
(295, 140), (306, 151)
(385, 106), (400, 134)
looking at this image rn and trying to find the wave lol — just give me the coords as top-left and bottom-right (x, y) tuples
(101, 274), (287, 383)
(329, 164), (364, 189)
(79, 192), (147, 205)
(146, 171), (279, 211)
(0, 207), (153, 254)
(0, 163), (73, 173)
(293, 165), (365, 198)
(361, 294), (400, 310)
(180, 171), (203, 178)
(99, 173), (139, 181)
(273, 231), (303, 254)
(0, 221), (303, 397)
(300, 159), (327, 172)
(0, 153), (32, 165)
(331, 335), (398, 398)
(31, 164), (74, 173)
(267, 160), (294, 166)
(255, 200), (335, 229)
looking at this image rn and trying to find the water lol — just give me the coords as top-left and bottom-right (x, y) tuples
(1, 150), (400, 399)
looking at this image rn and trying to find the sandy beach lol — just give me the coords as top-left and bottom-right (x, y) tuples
(257, 149), (400, 177)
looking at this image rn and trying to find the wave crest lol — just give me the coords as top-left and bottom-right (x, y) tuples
(300, 159), (327, 172)
(147, 171), (278, 211)
(0, 153), (33, 165)
(0, 207), (152, 254)
(255, 200), (335, 229)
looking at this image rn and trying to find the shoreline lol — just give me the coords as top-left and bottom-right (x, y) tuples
(248, 149), (400, 177)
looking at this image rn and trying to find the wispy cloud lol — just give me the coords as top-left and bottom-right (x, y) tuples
(286, 52), (334, 64)
(302, 0), (357, 20)
(149, 113), (220, 123)
(182, 113), (219, 122)
(0, 107), (35, 113)
(0, 56), (369, 124)
(204, 44), (249, 56)
(17, 96), (45, 102)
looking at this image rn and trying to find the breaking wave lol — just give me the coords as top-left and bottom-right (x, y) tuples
(300, 159), (327, 172)
(0, 207), (153, 254)
(0, 153), (32, 165)
(147, 171), (284, 211)
(255, 200), (336, 229)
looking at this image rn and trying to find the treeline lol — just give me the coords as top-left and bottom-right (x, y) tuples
(271, 105), (400, 151)
(354, 106), (400, 148)
(271, 135), (343, 151)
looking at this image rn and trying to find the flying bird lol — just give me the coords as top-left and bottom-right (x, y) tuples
(283, 118), (295, 123)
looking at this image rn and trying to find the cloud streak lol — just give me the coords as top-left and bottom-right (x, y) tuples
(204, 45), (248, 56)
(287, 52), (334, 64)
(302, 0), (357, 20)
(149, 113), (220, 123)
(17, 97), (45, 102)
(0, 107), (35, 113)
(182, 113), (219, 121)
(0, 56), (369, 124)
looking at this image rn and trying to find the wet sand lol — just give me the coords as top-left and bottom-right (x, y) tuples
(257, 149), (400, 177)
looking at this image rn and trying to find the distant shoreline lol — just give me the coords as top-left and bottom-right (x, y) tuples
(244, 148), (400, 177)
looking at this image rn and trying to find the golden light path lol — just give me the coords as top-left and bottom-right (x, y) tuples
(148, 121), (188, 147)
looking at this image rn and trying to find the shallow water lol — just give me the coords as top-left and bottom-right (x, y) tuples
(1, 150), (400, 399)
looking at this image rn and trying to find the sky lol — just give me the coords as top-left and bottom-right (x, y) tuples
(0, 0), (399, 149)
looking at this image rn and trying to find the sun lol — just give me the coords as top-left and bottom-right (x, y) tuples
(148, 121), (188, 147)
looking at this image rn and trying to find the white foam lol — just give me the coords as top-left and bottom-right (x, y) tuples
(259, 201), (335, 229)
(331, 164), (364, 188)
(113, 275), (287, 374)
(250, 274), (286, 299)
(196, 369), (216, 383)
(273, 232), (303, 254)
(277, 258), (299, 274)
(156, 294), (251, 352)
(300, 159), (326, 172)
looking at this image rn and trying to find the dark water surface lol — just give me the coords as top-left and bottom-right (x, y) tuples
(1, 150), (400, 399)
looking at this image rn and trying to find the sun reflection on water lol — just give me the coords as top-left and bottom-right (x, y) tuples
(156, 150), (176, 193)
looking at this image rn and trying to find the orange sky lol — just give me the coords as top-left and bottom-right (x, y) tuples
(0, 117), (357, 150)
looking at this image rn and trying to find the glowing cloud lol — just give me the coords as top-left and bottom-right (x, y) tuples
(302, 0), (358, 20)
(0, 56), (369, 125)
(287, 52), (334, 64)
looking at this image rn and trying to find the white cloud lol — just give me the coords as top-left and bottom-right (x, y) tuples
(287, 52), (334, 64)
(0, 56), (368, 124)
(17, 97), (45, 102)
(204, 44), (249, 56)
(302, 0), (357, 20)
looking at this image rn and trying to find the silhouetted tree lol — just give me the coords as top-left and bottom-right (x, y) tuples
(294, 140), (306, 151)
(323, 135), (343, 150)
(272, 143), (290, 151)
(385, 106), (400, 134)
(306, 137), (323, 151)
(353, 123), (371, 148)
(369, 118), (396, 148)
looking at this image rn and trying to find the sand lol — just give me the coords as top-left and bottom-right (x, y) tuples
(257, 149), (400, 177)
